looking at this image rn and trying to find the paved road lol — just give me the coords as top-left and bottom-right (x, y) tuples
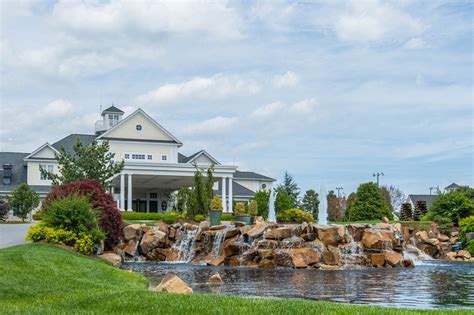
(0, 222), (36, 249)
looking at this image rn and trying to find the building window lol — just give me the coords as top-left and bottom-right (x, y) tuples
(150, 193), (158, 199)
(136, 124), (142, 131)
(161, 154), (168, 161)
(161, 200), (168, 211)
(131, 154), (145, 160)
(40, 164), (53, 180)
(124, 154), (130, 159)
(147, 155), (152, 160)
(261, 184), (267, 189)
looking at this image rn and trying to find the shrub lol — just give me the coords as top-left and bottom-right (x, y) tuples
(248, 200), (258, 216)
(73, 232), (95, 255)
(0, 198), (10, 222)
(348, 182), (392, 221)
(459, 216), (474, 243)
(234, 202), (246, 215)
(431, 216), (454, 236)
(43, 196), (99, 235)
(8, 183), (39, 221)
(121, 211), (185, 224)
(209, 196), (223, 211)
(26, 223), (50, 242)
(46, 179), (123, 249)
(464, 240), (474, 256)
(426, 190), (474, 225)
(221, 213), (234, 221)
(32, 211), (43, 221)
(253, 190), (270, 219)
(193, 214), (205, 222)
(277, 208), (314, 223)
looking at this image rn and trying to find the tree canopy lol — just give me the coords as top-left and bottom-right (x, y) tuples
(301, 189), (319, 219)
(253, 190), (270, 219)
(277, 171), (300, 204)
(40, 139), (124, 188)
(426, 187), (474, 225)
(8, 183), (39, 221)
(275, 188), (296, 213)
(347, 182), (393, 221)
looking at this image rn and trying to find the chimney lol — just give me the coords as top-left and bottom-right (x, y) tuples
(2, 164), (12, 185)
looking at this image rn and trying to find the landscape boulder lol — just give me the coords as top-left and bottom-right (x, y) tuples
(346, 224), (368, 242)
(457, 250), (471, 260)
(139, 228), (168, 255)
(316, 225), (345, 246)
(123, 224), (144, 241)
(208, 273), (223, 283)
(384, 251), (402, 266)
(361, 229), (396, 250)
(98, 252), (122, 268)
(155, 274), (193, 294)
(264, 226), (294, 240)
(400, 259), (415, 268)
(207, 255), (225, 266)
(322, 245), (341, 266)
(274, 248), (320, 268)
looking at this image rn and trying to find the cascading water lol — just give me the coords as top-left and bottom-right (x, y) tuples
(172, 228), (200, 263)
(318, 185), (328, 225)
(403, 237), (433, 265)
(268, 190), (277, 223)
(211, 229), (228, 256)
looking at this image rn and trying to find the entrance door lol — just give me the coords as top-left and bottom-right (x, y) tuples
(149, 201), (158, 213)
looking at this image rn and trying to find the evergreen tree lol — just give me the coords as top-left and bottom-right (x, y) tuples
(380, 186), (394, 213)
(0, 198), (10, 222)
(301, 189), (319, 219)
(176, 187), (190, 213)
(277, 171), (300, 205)
(40, 139), (124, 188)
(8, 184), (39, 221)
(205, 166), (215, 210)
(400, 203), (413, 221)
(253, 190), (270, 218)
(414, 200), (428, 221)
(348, 182), (392, 221)
(345, 192), (357, 220)
(275, 188), (296, 213)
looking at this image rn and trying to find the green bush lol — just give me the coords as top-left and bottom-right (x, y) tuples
(430, 215), (454, 236)
(464, 240), (474, 255)
(221, 213), (234, 221)
(277, 208), (314, 223)
(43, 196), (99, 234)
(234, 202), (246, 215)
(248, 200), (258, 216)
(121, 211), (185, 224)
(347, 182), (393, 221)
(209, 196), (223, 211)
(426, 190), (474, 225)
(32, 211), (43, 221)
(193, 214), (206, 222)
(459, 216), (474, 242)
(73, 232), (95, 255)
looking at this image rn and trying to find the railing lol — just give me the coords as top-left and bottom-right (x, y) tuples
(95, 120), (107, 133)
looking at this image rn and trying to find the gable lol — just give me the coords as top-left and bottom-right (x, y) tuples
(100, 110), (181, 144)
(186, 150), (220, 165)
(25, 143), (58, 160)
(194, 154), (215, 165)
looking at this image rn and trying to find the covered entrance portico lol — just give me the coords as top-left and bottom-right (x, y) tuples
(111, 163), (237, 213)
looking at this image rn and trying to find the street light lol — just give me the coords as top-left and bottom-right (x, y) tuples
(373, 172), (384, 187)
(335, 187), (343, 198)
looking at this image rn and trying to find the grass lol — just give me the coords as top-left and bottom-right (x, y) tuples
(0, 243), (469, 314)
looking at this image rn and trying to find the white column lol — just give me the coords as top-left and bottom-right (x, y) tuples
(228, 177), (233, 213)
(221, 177), (227, 212)
(127, 174), (132, 211)
(120, 174), (125, 210)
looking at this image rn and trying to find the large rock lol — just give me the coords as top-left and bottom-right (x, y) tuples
(209, 273), (223, 283)
(401, 259), (415, 268)
(147, 248), (179, 261)
(305, 239), (325, 252)
(371, 253), (386, 266)
(124, 239), (138, 256)
(322, 245), (341, 266)
(361, 229), (396, 250)
(155, 274), (193, 294)
(346, 224), (368, 242)
(139, 228), (168, 255)
(207, 255), (225, 266)
(416, 231), (429, 243)
(224, 242), (249, 257)
(282, 236), (305, 248)
(156, 221), (169, 234)
(264, 226), (294, 240)
(257, 239), (279, 249)
(259, 259), (276, 268)
(457, 250), (472, 260)
(316, 225), (346, 246)
(224, 228), (240, 239)
(445, 252), (457, 261)
(438, 234), (450, 242)
(98, 252), (122, 267)
(274, 248), (321, 268)
(257, 249), (274, 259)
(199, 221), (210, 231)
(384, 251), (402, 266)
(123, 224), (144, 241)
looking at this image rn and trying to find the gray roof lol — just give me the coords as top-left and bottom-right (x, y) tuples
(102, 105), (124, 115)
(234, 170), (276, 182)
(215, 180), (256, 198)
(0, 152), (28, 193)
(52, 134), (96, 155)
(407, 194), (439, 209)
(178, 153), (189, 163)
(445, 183), (460, 190)
(178, 150), (218, 164)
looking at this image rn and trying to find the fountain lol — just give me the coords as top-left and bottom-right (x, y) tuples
(268, 190), (277, 223)
(211, 228), (228, 257)
(318, 185), (328, 225)
(172, 228), (201, 263)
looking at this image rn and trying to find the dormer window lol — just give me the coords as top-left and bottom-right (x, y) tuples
(109, 114), (119, 127)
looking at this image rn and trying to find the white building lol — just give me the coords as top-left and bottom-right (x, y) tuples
(0, 106), (275, 213)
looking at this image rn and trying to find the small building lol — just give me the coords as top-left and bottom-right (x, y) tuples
(406, 194), (439, 211)
(444, 182), (461, 192)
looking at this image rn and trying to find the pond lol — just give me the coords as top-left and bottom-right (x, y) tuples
(123, 260), (474, 310)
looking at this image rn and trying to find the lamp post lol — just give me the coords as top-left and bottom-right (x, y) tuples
(336, 187), (343, 198)
(373, 172), (384, 187)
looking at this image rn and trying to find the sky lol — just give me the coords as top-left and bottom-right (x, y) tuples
(0, 0), (473, 197)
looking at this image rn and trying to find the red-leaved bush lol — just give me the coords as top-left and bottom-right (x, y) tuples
(45, 179), (123, 249)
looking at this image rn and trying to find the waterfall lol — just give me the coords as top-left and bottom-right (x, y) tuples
(211, 229), (227, 256)
(318, 185), (328, 225)
(173, 228), (200, 263)
(268, 190), (277, 223)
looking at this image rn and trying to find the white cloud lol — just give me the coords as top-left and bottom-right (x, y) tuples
(181, 116), (239, 136)
(251, 101), (285, 118)
(136, 74), (260, 105)
(52, 0), (243, 40)
(41, 99), (74, 117)
(395, 138), (473, 159)
(334, 0), (424, 43)
(404, 37), (426, 49)
(273, 71), (299, 88)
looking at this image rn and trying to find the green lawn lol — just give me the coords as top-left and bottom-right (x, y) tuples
(0, 243), (468, 314)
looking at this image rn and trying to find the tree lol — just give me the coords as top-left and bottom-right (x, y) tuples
(380, 186), (394, 213)
(345, 192), (357, 218)
(348, 182), (392, 221)
(400, 203), (413, 221)
(0, 198), (10, 222)
(301, 189), (319, 220)
(426, 189), (474, 225)
(385, 185), (406, 214)
(327, 190), (344, 222)
(274, 188), (296, 214)
(277, 171), (300, 205)
(176, 187), (190, 213)
(188, 165), (215, 216)
(8, 184), (39, 221)
(413, 200), (428, 221)
(205, 166), (215, 210)
(40, 139), (124, 188)
(253, 190), (270, 219)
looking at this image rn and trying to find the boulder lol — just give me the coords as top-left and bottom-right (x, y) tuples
(382, 216), (389, 223)
(224, 228), (240, 239)
(224, 242), (249, 257)
(209, 273), (223, 283)
(438, 234), (450, 242)
(149, 248), (179, 261)
(225, 256), (241, 267)
(257, 249), (274, 259)
(416, 231), (429, 243)
(264, 226), (294, 240)
(426, 238), (439, 246)
(305, 239), (325, 252)
(322, 245), (341, 266)
(361, 229), (396, 250)
(320, 264), (340, 270)
(419, 243), (438, 257)
(274, 248), (321, 268)
(124, 239), (138, 256)
(139, 228), (168, 255)
(316, 225), (345, 246)
(393, 223), (402, 235)
(244, 222), (272, 238)
(234, 221), (247, 227)
(457, 250), (471, 260)
(207, 255), (225, 266)
(259, 259), (276, 268)
(123, 224), (144, 241)
(378, 223), (391, 230)
(445, 252), (457, 261)
(156, 221), (169, 234)
(346, 224), (368, 242)
(98, 252), (122, 268)
(257, 239), (279, 249)
(384, 251), (402, 266)
(155, 274), (193, 294)
(199, 221), (210, 231)
(210, 225), (226, 230)
(301, 222), (313, 234)
(168, 228), (176, 240)
(282, 236), (305, 248)
(401, 226), (412, 243)
(238, 225), (253, 235)
(302, 233), (317, 242)
(400, 259), (415, 268)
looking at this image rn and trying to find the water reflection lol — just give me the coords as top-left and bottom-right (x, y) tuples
(124, 261), (474, 310)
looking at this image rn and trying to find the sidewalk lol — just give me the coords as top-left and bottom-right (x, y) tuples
(0, 222), (35, 249)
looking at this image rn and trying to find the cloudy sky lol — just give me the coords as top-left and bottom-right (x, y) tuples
(0, 0), (472, 196)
